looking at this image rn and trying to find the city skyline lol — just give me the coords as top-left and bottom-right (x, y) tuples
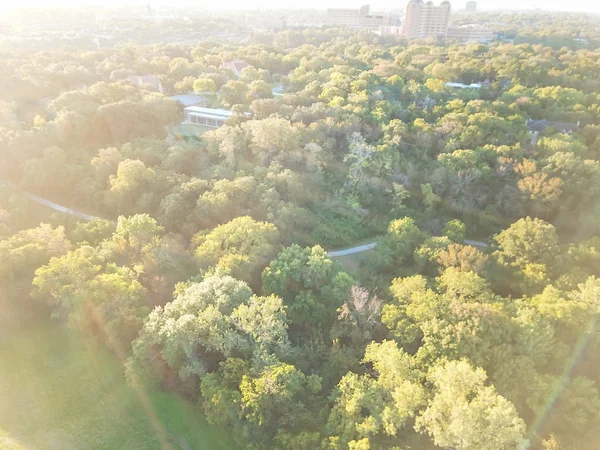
(1, 0), (600, 13)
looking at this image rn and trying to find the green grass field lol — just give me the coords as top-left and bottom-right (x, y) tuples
(0, 323), (235, 450)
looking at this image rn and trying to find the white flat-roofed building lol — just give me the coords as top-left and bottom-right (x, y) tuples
(184, 106), (233, 128)
(447, 24), (496, 42)
(445, 82), (482, 89)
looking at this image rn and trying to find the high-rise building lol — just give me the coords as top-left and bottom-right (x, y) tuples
(402, 0), (451, 39)
(327, 5), (398, 30)
(466, 1), (477, 12)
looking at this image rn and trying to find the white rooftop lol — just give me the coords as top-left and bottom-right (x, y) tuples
(184, 106), (234, 119)
(445, 82), (482, 89)
(171, 94), (207, 106)
(448, 24), (489, 29)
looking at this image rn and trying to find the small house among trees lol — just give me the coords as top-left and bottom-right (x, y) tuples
(526, 118), (580, 144)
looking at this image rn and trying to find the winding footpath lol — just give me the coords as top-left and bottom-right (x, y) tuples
(2, 180), (103, 222)
(327, 243), (378, 257)
(463, 239), (489, 248)
(21, 191), (100, 221)
(327, 237), (487, 257)
(2, 180), (488, 253)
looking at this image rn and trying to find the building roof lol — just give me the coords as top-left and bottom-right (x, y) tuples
(170, 93), (207, 107)
(448, 24), (489, 30)
(126, 74), (161, 87)
(526, 119), (580, 133)
(445, 82), (482, 89)
(185, 106), (234, 120)
(221, 60), (252, 74)
(271, 85), (285, 96)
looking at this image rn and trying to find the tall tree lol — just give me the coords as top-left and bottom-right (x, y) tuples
(416, 360), (527, 450)
(262, 244), (355, 340)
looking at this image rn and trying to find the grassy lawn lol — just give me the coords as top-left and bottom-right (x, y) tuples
(0, 323), (235, 450)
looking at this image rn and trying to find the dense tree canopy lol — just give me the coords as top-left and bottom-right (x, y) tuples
(4, 9), (600, 450)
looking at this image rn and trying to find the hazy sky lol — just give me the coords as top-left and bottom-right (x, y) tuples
(2, 0), (600, 13)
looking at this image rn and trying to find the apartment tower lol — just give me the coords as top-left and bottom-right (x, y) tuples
(402, 0), (451, 39)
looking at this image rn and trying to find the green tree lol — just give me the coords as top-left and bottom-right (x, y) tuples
(33, 246), (149, 351)
(0, 224), (71, 304)
(327, 341), (426, 448)
(262, 244), (355, 340)
(219, 80), (249, 108)
(193, 77), (217, 94)
(527, 375), (600, 443)
(247, 80), (273, 101)
(194, 216), (280, 285)
(442, 219), (466, 243)
(105, 159), (157, 214)
(202, 359), (322, 450)
(367, 217), (423, 278)
(437, 243), (488, 274)
(128, 275), (289, 388)
(72, 219), (115, 246)
(493, 217), (560, 294)
(102, 214), (163, 263)
(416, 360), (527, 450)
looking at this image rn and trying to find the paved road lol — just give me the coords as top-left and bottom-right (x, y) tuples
(327, 243), (378, 257)
(2, 180), (490, 252)
(327, 238), (488, 257)
(22, 191), (100, 221)
(463, 239), (489, 248)
(2, 180), (103, 222)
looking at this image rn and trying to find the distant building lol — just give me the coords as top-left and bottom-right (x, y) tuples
(327, 5), (369, 28)
(445, 82), (482, 89)
(170, 93), (208, 107)
(327, 5), (398, 30)
(252, 16), (286, 32)
(379, 25), (403, 35)
(447, 24), (496, 42)
(126, 75), (163, 93)
(220, 60), (252, 78)
(526, 119), (580, 145)
(465, 1), (477, 12)
(184, 106), (234, 128)
(402, 0), (451, 39)
(142, 3), (174, 20)
(271, 85), (285, 97)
